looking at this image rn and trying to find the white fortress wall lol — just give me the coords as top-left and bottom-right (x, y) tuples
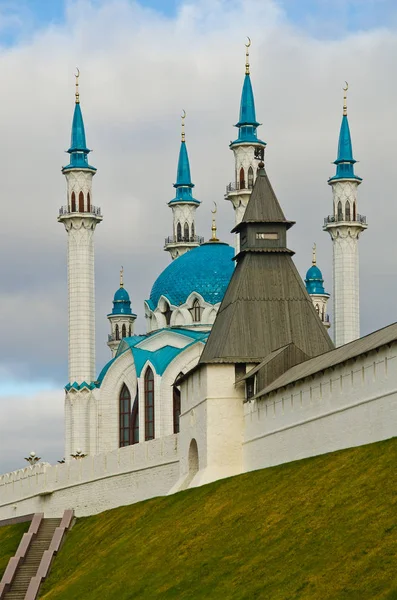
(0, 435), (179, 519)
(243, 343), (397, 472)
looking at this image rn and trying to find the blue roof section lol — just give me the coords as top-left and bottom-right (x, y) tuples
(231, 73), (266, 147)
(62, 102), (96, 173)
(170, 140), (200, 205)
(109, 286), (136, 316)
(328, 114), (362, 182)
(305, 265), (329, 296)
(148, 242), (234, 308)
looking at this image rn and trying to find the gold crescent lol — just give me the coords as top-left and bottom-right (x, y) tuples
(181, 109), (186, 119)
(343, 81), (348, 91)
(75, 67), (80, 78)
(211, 201), (217, 215)
(245, 36), (251, 48)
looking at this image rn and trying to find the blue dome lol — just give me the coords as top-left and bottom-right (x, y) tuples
(148, 242), (234, 308)
(305, 265), (328, 295)
(114, 287), (130, 302)
(110, 286), (134, 315)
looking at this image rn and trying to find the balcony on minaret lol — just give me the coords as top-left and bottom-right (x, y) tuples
(165, 234), (204, 245)
(59, 205), (102, 217)
(324, 213), (366, 226)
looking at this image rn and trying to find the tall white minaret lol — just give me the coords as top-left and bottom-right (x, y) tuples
(323, 84), (367, 347)
(164, 112), (203, 260)
(225, 39), (266, 253)
(58, 72), (102, 457)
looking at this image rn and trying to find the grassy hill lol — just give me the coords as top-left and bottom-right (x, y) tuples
(37, 438), (397, 599)
(0, 521), (30, 580)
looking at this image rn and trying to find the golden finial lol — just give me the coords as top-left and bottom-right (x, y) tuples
(343, 81), (348, 116)
(75, 67), (80, 104)
(211, 202), (219, 242)
(120, 266), (124, 288)
(312, 243), (317, 266)
(181, 109), (186, 142)
(245, 37), (251, 75)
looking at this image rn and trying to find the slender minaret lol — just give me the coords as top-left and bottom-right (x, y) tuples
(164, 111), (202, 260)
(58, 70), (102, 386)
(305, 244), (331, 330)
(107, 267), (137, 357)
(324, 84), (367, 347)
(225, 38), (266, 253)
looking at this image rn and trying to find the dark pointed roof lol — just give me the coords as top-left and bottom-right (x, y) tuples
(200, 165), (334, 365)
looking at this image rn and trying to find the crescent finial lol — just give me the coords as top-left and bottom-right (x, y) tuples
(245, 36), (251, 48)
(74, 67), (80, 104)
(211, 201), (217, 215)
(210, 202), (219, 242)
(343, 81), (348, 115)
(181, 109), (186, 142)
(245, 37), (251, 74)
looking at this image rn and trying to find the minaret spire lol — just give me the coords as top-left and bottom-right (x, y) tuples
(225, 39), (266, 254)
(323, 83), (367, 347)
(305, 244), (331, 330)
(312, 243), (316, 265)
(164, 112), (203, 260)
(59, 71), (102, 458)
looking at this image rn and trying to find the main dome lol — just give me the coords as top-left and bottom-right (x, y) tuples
(148, 242), (234, 308)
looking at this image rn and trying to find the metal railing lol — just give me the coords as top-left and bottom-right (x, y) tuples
(226, 181), (254, 193)
(165, 235), (204, 245)
(324, 213), (366, 226)
(59, 205), (102, 217)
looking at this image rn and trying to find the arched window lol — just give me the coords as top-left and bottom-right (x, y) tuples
(345, 200), (351, 221)
(119, 384), (131, 447)
(192, 299), (201, 322)
(87, 192), (91, 213)
(191, 222), (195, 240)
(115, 324), (120, 341)
(239, 167), (245, 189)
(71, 191), (76, 212)
(337, 201), (343, 221)
(173, 373), (183, 434)
(131, 388), (139, 444)
(177, 222), (182, 242)
(122, 324), (127, 338)
(315, 304), (320, 314)
(353, 202), (357, 221)
(184, 222), (189, 241)
(129, 325), (132, 337)
(248, 166), (254, 189)
(79, 191), (84, 212)
(144, 367), (155, 440)
(163, 302), (172, 326)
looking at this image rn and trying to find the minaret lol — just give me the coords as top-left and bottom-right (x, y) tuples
(164, 112), (203, 260)
(107, 268), (137, 357)
(323, 83), (367, 347)
(58, 70), (102, 386)
(225, 38), (266, 253)
(305, 244), (331, 330)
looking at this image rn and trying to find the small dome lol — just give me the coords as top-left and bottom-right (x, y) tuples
(114, 287), (130, 303)
(111, 286), (133, 315)
(305, 265), (327, 295)
(148, 242), (234, 308)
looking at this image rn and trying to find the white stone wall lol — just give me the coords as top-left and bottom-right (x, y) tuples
(243, 342), (397, 472)
(64, 388), (97, 459)
(0, 436), (179, 519)
(107, 314), (136, 357)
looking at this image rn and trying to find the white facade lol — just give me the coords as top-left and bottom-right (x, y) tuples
(165, 203), (201, 260)
(324, 179), (367, 346)
(107, 313), (136, 357)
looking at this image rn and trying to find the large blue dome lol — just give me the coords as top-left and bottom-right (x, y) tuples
(148, 242), (234, 308)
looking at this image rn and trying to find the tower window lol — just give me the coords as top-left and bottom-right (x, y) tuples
(71, 191), (76, 212)
(115, 324), (120, 341)
(239, 167), (245, 190)
(173, 374), (183, 434)
(353, 202), (356, 221)
(337, 201), (343, 221)
(144, 367), (155, 441)
(87, 192), (91, 213)
(163, 302), (172, 326)
(177, 222), (182, 242)
(248, 166), (254, 189)
(132, 388), (139, 444)
(246, 376), (256, 400)
(129, 325), (132, 337)
(79, 191), (84, 212)
(122, 324), (127, 338)
(184, 222), (189, 241)
(119, 384), (131, 447)
(191, 222), (195, 240)
(345, 200), (351, 221)
(190, 299), (201, 323)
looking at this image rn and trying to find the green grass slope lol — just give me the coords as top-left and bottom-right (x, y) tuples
(41, 438), (397, 600)
(0, 521), (30, 579)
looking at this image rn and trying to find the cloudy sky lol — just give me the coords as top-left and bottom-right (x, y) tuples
(0, 0), (396, 473)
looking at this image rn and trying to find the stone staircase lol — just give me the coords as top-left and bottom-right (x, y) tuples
(3, 518), (61, 600)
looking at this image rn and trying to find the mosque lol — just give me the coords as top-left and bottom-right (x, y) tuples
(0, 42), (395, 518)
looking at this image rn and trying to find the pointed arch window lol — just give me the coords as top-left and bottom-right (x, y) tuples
(122, 324), (127, 338)
(115, 324), (120, 341)
(239, 167), (245, 190)
(345, 200), (351, 221)
(190, 299), (201, 323)
(315, 304), (320, 314)
(173, 373), (183, 434)
(128, 325), (132, 337)
(191, 222), (195, 240)
(119, 384), (131, 447)
(177, 222), (182, 242)
(144, 367), (155, 440)
(87, 192), (91, 213)
(248, 166), (254, 189)
(184, 222), (189, 241)
(353, 202), (357, 221)
(131, 387), (139, 444)
(79, 191), (84, 212)
(337, 201), (343, 221)
(163, 302), (172, 326)
(71, 191), (76, 212)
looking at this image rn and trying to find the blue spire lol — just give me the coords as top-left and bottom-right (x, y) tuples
(62, 72), (96, 173)
(169, 117), (200, 205)
(328, 87), (361, 183)
(108, 269), (137, 317)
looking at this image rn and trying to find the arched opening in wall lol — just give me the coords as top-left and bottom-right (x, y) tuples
(353, 201), (356, 221)
(163, 302), (172, 326)
(144, 367), (155, 440)
(129, 325), (132, 336)
(248, 166), (254, 189)
(337, 201), (343, 221)
(177, 222), (182, 242)
(71, 191), (76, 212)
(239, 167), (245, 190)
(119, 384), (131, 447)
(79, 191), (84, 212)
(322, 305), (325, 320)
(191, 221), (195, 240)
(173, 373), (183, 434)
(122, 324), (127, 338)
(315, 304), (320, 314)
(188, 439), (199, 478)
(190, 299), (201, 323)
(184, 222), (189, 241)
(115, 324), (120, 341)
(345, 200), (351, 221)
(87, 192), (91, 213)
(131, 387), (139, 444)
